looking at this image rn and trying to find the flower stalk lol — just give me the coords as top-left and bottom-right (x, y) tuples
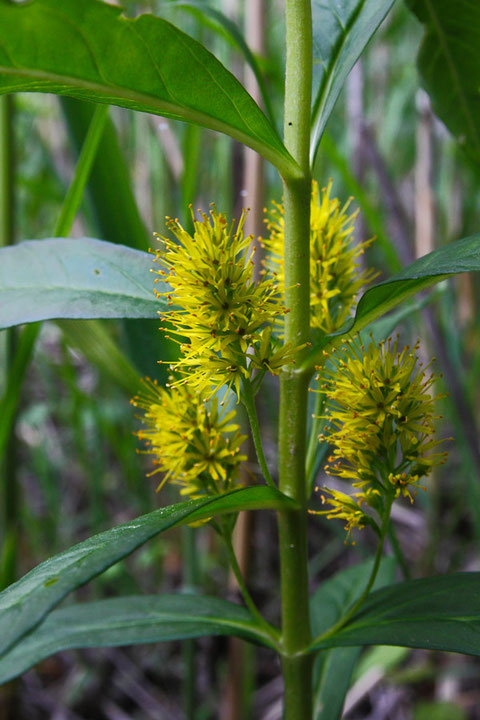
(241, 381), (275, 489)
(309, 494), (394, 649)
(221, 522), (280, 645)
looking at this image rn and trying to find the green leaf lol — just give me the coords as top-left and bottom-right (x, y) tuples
(0, 594), (273, 685)
(306, 234), (480, 368)
(311, 558), (395, 720)
(0, 238), (161, 329)
(312, 572), (480, 657)
(310, 0), (395, 164)
(0, 487), (295, 658)
(0, 0), (298, 178)
(367, 283), (447, 344)
(168, 1), (276, 127)
(314, 646), (361, 720)
(345, 235), (480, 336)
(406, 0), (480, 163)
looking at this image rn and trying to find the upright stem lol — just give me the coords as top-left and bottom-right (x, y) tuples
(0, 95), (17, 592)
(278, 2), (313, 718)
(0, 97), (14, 245)
(181, 526), (199, 720)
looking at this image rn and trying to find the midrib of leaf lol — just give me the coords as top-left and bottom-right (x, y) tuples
(311, 612), (480, 650)
(345, 580), (480, 623)
(423, 0), (480, 152)
(1, 277), (154, 300)
(0, 66), (237, 138)
(0, 66), (299, 178)
(52, 612), (258, 634)
(66, 613), (264, 636)
(335, 616), (480, 638)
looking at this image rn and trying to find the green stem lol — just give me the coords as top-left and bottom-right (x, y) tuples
(181, 526), (199, 720)
(0, 96), (14, 246)
(54, 104), (109, 237)
(61, 98), (149, 251)
(0, 94), (17, 591)
(241, 381), (275, 489)
(311, 497), (394, 648)
(277, 1), (313, 717)
(0, 326), (39, 465)
(222, 526), (280, 645)
(388, 520), (411, 580)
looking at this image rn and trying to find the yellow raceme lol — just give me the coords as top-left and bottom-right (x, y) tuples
(152, 206), (295, 397)
(263, 179), (377, 334)
(312, 336), (449, 540)
(132, 378), (246, 500)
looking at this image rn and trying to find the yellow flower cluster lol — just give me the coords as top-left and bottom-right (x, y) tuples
(153, 208), (295, 397)
(315, 336), (448, 539)
(132, 378), (246, 499)
(263, 180), (377, 334)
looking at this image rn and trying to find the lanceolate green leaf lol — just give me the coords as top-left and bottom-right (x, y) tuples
(0, 238), (160, 329)
(311, 558), (395, 720)
(310, 0), (395, 164)
(406, 0), (480, 163)
(0, 595), (273, 685)
(0, 0), (298, 178)
(305, 234), (480, 369)
(312, 573), (480, 657)
(0, 487), (295, 658)
(345, 235), (480, 335)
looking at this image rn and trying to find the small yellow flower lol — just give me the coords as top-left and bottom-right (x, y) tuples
(170, 353), (249, 400)
(153, 206), (292, 396)
(315, 336), (449, 538)
(309, 486), (372, 544)
(132, 378), (247, 500)
(263, 180), (377, 333)
(249, 326), (301, 375)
